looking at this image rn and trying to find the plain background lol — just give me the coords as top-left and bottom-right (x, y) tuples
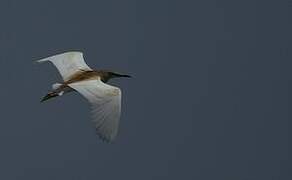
(0, 0), (290, 179)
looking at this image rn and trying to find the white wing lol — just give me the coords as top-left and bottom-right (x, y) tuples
(37, 51), (92, 81)
(68, 79), (122, 142)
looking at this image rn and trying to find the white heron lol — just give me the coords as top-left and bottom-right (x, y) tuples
(37, 51), (131, 142)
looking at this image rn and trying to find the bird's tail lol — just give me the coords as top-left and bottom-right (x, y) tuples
(40, 92), (59, 102)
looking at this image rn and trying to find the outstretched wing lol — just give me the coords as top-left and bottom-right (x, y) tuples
(68, 79), (122, 142)
(37, 51), (92, 81)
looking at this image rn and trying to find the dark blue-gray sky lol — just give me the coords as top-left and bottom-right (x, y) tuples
(0, 0), (291, 179)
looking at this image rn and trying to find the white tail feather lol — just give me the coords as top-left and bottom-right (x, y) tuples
(52, 83), (62, 90)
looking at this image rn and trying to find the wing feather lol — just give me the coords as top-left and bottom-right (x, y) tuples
(68, 79), (122, 142)
(37, 51), (92, 81)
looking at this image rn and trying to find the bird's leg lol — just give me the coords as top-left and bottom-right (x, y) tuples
(40, 92), (59, 102)
(40, 85), (76, 102)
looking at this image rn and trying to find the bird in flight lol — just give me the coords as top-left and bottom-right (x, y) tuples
(37, 51), (131, 142)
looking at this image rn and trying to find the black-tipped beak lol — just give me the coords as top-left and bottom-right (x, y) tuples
(112, 73), (132, 78)
(121, 74), (131, 78)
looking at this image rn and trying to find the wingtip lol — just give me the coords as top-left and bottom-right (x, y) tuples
(36, 58), (49, 63)
(96, 131), (116, 143)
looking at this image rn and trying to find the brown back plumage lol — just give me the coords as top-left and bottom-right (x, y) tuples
(64, 70), (113, 84)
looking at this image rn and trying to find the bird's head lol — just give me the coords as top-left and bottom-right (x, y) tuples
(101, 71), (131, 82)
